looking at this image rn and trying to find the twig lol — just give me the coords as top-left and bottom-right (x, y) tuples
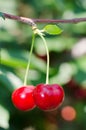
(3, 12), (36, 26)
(33, 18), (86, 24)
(1, 12), (86, 26)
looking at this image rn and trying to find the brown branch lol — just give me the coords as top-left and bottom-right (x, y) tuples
(3, 12), (36, 26)
(1, 12), (86, 25)
(33, 18), (86, 24)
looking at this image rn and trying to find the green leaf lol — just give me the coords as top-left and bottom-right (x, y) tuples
(0, 68), (23, 90)
(50, 63), (77, 85)
(44, 24), (63, 35)
(0, 12), (5, 20)
(0, 105), (9, 129)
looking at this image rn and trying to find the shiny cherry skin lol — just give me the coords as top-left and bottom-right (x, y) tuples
(12, 85), (36, 111)
(33, 84), (64, 111)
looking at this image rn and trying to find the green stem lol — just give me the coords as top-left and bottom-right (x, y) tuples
(38, 32), (49, 84)
(0, 48), (1, 65)
(24, 34), (35, 86)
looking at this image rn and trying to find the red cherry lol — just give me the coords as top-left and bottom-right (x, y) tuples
(12, 85), (36, 111)
(33, 84), (64, 111)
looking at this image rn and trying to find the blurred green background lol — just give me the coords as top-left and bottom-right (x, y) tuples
(0, 0), (86, 130)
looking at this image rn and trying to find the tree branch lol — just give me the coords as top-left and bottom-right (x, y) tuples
(2, 12), (36, 26)
(33, 18), (86, 24)
(1, 12), (86, 26)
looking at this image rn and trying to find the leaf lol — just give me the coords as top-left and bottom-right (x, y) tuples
(0, 12), (5, 20)
(0, 105), (9, 129)
(1, 49), (47, 73)
(44, 24), (63, 35)
(50, 63), (77, 85)
(0, 68), (23, 90)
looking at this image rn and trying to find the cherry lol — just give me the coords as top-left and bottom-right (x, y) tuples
(12, 85), (36, 111)
(33, 84), (64, 111)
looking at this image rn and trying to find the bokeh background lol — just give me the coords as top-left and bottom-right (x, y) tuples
(0, 0), (86, 130)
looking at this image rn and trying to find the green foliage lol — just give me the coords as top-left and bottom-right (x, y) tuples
(0, 0), (86, 130)
(44, 24), (63, 35)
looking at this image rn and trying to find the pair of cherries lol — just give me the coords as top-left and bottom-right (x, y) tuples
(12, 83), (64, 111)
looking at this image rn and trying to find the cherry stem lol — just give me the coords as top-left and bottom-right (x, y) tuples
(37, 32), (49, 84)
(24, 34), (35, 86)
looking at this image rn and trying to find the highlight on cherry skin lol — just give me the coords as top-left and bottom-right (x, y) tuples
(33, 83), (64, 111)
(12, 85), (36, 111)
